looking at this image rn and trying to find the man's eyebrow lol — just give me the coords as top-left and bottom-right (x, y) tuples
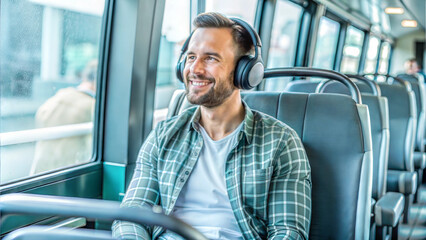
(186, 51), (222, 59)
(205, 52), (222, 59)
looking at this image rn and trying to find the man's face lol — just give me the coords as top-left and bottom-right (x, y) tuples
(183, 27), (237, 108)
(411, 62), (419, 73)
(407, 61), (419, 75)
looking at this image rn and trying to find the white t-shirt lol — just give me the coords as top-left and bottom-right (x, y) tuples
(161, 122), (244, 240)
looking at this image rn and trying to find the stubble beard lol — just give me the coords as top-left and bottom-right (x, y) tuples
(185, 71), (236, 108)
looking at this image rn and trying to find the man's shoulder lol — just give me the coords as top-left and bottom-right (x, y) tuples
(43, 88), (92, 106)
(249, 109), (301, 146)
(155, 106), (197, 135)
(252, 109), (295, 133)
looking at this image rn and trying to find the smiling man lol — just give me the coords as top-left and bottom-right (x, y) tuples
(112, 12), (311, 240)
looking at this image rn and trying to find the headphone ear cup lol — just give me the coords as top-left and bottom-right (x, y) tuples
(234, 56), (252, 89)
(175, 58), (186, 82)
(234, 56), (264, 90)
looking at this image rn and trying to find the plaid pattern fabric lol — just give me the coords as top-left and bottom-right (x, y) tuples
(112, 103), (311, 240)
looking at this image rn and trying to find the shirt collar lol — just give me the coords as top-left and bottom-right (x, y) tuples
(77, 86), (96, 98)
(189, 100), (255, 144)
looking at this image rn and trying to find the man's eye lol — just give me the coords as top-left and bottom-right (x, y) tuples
(186, 56), (195, 61)
(206, 56), (217, 61)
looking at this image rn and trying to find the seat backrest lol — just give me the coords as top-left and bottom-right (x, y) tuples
(360, 95), (389, 199)
(286, 80), (390, 200)
(168, 90), (373, 240)
(378, 82), (417, 172)
(397, 74), (426, 152)
(289, 78), (417, 172)
(286, 80), (373, 95)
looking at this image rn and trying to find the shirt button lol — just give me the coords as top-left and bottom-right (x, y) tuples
(192, 151), (197, 157)
(180, 178), (185, 182)
(185, 171), (189, 175)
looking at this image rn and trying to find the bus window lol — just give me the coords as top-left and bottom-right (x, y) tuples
(378, 42), (391, 75)
(0, 0), (104, 184)
(264, 0), (303, 91)
(364, 36), (380, 74)
(312, 17), (340, 70)
(205, 0), (258, 24)
(340, 26), (365, 74)
(153, 0), (190, 128)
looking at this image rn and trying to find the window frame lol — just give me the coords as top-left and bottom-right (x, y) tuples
(0, 0), (111, 192)
(311, 14), (342, 70)
(339, 25), (366, 74)
(0, 0), (113, 235)
(357, 30), (370, 74)
(377, 41), (392, 75)
(323, 11), (346, 71)
(257, 0), (310, 90)
(363, 33), (382, 77)
(265, 0), (306, 68)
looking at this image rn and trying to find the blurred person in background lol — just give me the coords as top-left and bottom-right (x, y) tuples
(398, 58), (425, 82)
(30, 60), (98, 174)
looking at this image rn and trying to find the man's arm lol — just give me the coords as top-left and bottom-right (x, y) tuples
(112, 128), (161, 240)
(267, 129), (312, 240)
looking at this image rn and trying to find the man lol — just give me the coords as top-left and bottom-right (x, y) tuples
(404, 58), (420, 76)
(397, 58), (425, 83)
(31, 60), (98, 174)
(112, 13), (311, 240)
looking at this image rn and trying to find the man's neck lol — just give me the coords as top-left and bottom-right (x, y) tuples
(78, 81), (96, 93)
(199, 91), (245, 141)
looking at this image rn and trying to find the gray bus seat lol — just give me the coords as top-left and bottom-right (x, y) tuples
(287, 79), (389, 199)
(167, 88), (373, 240)
(397, 74), (426, 153)
(376, 78), (417, 223)
(3, 226), (114, 240)
(287, 77), (417, 223)
(314, 77), (404, 239)
(286, 78), (417, 214)
(314, 78), (390, 200)
(397, 74), (426, 190)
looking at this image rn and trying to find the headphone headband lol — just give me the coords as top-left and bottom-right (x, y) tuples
(229, 18), (262, 56)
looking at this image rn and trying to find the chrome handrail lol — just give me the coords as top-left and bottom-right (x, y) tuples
(0, 193), (208, 240)
(0, 122), (93, 146)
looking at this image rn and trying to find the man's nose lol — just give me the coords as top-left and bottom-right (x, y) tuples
(189, 58), (205, 75)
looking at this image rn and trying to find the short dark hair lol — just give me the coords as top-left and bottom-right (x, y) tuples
(193, 12), (253, 59)
(407, 58), (418, 64)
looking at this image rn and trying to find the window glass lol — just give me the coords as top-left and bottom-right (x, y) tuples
(264, 0), (303, 91)
(1, 0), (105, 183)
(340, 26), (365, 74)
(153, 0), (190, 127)
(312, 17), (340, 69)
(364, 36), (380, 74)
(205, 0), (258, 24)
(378, 42), (391, 74)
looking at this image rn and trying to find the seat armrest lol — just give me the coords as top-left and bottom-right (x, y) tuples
(387, 170), (417, 195)
(413, 152), (426, 169)
(374, 192), (405, 227)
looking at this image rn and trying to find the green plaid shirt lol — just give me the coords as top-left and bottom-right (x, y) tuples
(112, 103), (311, 240)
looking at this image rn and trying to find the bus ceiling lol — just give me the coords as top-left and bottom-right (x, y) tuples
(315, 0), (425, 39)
